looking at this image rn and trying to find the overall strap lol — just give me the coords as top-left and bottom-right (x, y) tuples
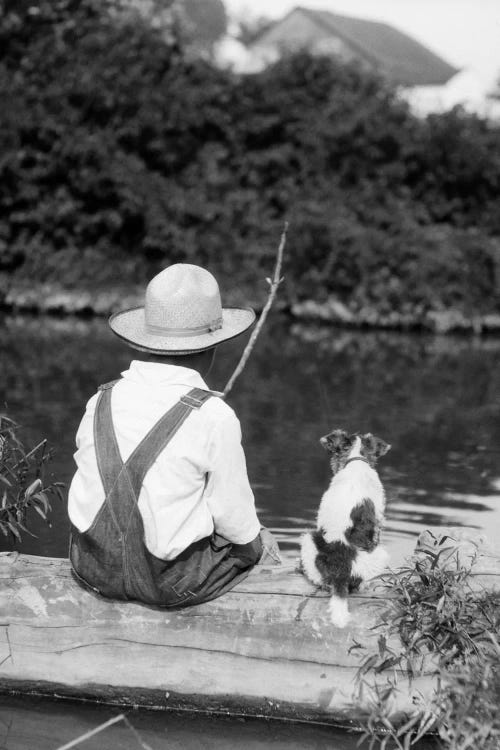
(125, 387), (213, 498)
(93, 384), (124, 497)
(93, 385), (214, 499)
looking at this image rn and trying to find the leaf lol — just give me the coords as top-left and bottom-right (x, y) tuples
(419, 549), (439, 561)
(379, 685), (397, 703)
(436, 595), (445, 614)
(359, 654), (380, 674)
(33, 492), (50, 513)
(378, 634), (387, 657)
(349, 639), (365, 655)
(438, 535), (453, 546)
(396, 712), (421, 737)
(52, 483), (66, 502)
(24, 478), (42, 499)
(33, 504), (47, 520)
(415, 711), (438, 738)
(375, 656), (401, 673)
(7, 521), (21, 540)
(14, 518), (36, 537)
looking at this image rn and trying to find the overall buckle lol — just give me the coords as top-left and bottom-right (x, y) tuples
(180, 393), (206, 409)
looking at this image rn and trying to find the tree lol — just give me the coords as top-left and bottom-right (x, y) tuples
(179, 0), (227, 48)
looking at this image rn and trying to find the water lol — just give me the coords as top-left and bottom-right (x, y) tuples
(2, 314), (499, 562)
(0, 694), (368, 750)
(1, 312), (499, 749)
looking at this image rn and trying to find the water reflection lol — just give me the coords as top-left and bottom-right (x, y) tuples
(1, 313), (500, 565)
(0, 695), (377, 750)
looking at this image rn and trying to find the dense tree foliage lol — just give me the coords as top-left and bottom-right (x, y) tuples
(0, 0), (499, 326)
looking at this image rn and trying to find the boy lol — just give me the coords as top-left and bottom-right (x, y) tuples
(68, 263), (279, 607)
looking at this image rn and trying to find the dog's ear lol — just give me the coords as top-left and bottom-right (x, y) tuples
(320, 429), (354, 454)
(360, 433), (391, 461)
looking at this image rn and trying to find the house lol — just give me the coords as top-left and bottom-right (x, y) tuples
(246, 6), (458, 87)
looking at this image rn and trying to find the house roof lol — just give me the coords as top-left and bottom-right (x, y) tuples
(252, 6), (459, 86)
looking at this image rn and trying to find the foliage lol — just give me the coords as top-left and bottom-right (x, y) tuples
(180, 0), (227, 47)
(131, 0), (227, 49)
(353, 533), (500, 749)
(0, 415), (64, 540)
(1, 0), (500, 323)
(438, 649), (500, 750)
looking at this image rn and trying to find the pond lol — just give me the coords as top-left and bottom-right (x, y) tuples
(2, 312), (499, 749)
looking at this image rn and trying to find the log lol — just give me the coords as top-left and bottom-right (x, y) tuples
(0, 528), (498, 726)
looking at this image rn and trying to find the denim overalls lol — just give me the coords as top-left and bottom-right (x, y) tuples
(69, 381), (262, 607)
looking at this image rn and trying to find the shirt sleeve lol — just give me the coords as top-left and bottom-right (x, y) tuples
(204, 410), (261, 544)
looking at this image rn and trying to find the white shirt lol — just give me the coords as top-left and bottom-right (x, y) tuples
(68, 361), (261, 560)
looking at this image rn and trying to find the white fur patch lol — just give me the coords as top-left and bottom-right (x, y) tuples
(352, 546), (389, 580)
(316, 447), (385, 544)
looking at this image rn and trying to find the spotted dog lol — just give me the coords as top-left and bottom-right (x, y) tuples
(300, 429), (391, 628)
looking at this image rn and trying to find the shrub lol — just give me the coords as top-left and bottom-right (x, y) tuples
(1, 1), (500, 321)
(0, 415), (64, 540)
(354, 532), (500, 749)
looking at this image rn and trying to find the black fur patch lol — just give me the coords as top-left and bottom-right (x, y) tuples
(312, 529), (356, 598)
(345, 498), (380, 552)
(348, 576), (362, 593)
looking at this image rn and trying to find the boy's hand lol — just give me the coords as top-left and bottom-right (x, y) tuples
(259, 528), (282, 565)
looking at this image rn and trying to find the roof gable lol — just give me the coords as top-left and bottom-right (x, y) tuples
(252, 6), (459, 86)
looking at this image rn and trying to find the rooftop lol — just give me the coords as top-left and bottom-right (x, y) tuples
(252, 6), (459, 86)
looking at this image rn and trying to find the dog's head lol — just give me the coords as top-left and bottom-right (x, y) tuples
(320, 429), (357, 475)
(320, 429), (391, 473)
(359, 432), (391, 467)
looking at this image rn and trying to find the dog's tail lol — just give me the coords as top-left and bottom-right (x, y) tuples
(300, 531), (353, 628)
(299, 531), (323, 586)
(328, 593), (351, 628)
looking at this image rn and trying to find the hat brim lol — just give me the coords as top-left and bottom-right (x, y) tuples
(109, 306), (256, 355)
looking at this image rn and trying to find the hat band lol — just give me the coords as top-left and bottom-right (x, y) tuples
(145, 317), (223, 338)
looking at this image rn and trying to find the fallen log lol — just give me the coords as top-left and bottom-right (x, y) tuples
(0, 528), (498, 726)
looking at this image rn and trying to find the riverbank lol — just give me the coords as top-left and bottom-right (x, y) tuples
(3, 279), (500, 335)
(2, 5), (500, 342)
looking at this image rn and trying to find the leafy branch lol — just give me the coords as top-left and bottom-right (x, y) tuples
(0, 414), (64, 541)
(353, 532), (500, 749)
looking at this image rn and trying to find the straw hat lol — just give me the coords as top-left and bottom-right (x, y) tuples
(109, 264), (255, 354)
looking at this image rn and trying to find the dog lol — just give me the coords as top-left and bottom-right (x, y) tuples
(300, 429), (391, 628)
